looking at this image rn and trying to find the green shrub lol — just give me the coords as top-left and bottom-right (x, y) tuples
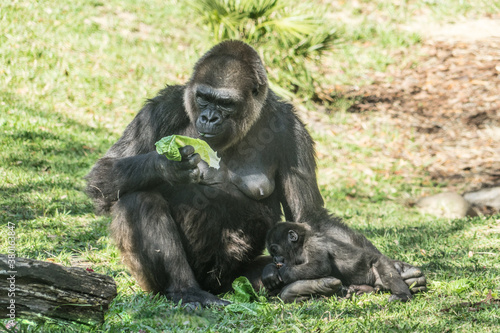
(190, 0), (338, 99)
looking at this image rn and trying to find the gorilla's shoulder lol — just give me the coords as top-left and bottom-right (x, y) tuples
(150, 84), (186, 104)
(141, 85), (190, 125)
(266, 90), (299, 122)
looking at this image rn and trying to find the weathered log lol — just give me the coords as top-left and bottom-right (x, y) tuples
(0, 254), (117, 325)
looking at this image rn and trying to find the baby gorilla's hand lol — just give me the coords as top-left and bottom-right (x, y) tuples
(261, 263), (283, 292)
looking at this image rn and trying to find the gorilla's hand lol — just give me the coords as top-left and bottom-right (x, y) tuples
(392, 260), (427, 293)
(157, 145), (201, 184)
(277, 263), (296, 285)
(262, 263), (284, 291)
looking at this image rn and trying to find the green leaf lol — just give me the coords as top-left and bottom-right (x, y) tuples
(155, 135), (221, 169)
(225, 277), (267, 316)
(232, 276), (261, 303)
(447, 279), (474, 294)
(189, 0), (338, 99)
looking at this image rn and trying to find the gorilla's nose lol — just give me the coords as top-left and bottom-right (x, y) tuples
(200, 109), (221, 125)
(273, 256), (284, 264)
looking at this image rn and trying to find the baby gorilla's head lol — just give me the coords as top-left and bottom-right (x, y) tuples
(266, 222), (311, 267)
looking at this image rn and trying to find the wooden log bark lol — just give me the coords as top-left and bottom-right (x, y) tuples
(0, 254), (117, 325)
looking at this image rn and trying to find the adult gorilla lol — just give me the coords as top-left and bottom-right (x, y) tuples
(85, 40), (425, 306)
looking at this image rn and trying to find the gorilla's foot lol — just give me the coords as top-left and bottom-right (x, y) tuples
(167, 288), (231, 308)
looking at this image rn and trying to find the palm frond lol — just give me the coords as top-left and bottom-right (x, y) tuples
(189, 0), (338, 99)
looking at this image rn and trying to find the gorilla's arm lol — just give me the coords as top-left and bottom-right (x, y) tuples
(278, 115), (325, 221)
(85, 85), (195, 214)
(85, 148), (200, 212)
(278, 259), (332, 286)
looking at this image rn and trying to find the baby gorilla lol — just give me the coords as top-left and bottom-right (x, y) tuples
(263, 219), (415, 303)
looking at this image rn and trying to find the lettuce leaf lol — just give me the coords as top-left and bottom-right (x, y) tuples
(224, 276), (267, 316)
(155, 135), (221, 169)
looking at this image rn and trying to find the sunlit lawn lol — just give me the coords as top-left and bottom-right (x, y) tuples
(1, 1), (499, 331)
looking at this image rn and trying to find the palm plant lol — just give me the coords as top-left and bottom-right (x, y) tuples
(190, 0), (337, 99)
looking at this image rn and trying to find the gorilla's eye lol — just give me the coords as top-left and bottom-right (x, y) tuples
(217, 104), (233, 113)
(196, 96), (209, 107)
(217, 100), (236, 114)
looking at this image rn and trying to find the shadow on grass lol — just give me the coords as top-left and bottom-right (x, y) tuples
(1, 91), (114, 220)
(354, 214), (494, 247)
(354, 214), (500, 282)
(0, 179), (93, 220)
(1, 91), (112, 171)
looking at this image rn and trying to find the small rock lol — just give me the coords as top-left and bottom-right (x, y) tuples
(463, 186), (500, 211)
(415, 192), (477, 219)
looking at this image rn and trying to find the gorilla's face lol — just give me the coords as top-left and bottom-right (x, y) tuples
(191, 82), (241, 150)
(184, 52), (268, 151)
(266, 222), (309, 267)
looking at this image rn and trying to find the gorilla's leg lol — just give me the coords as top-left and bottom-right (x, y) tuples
(111, 191), (229, 306)
(279, 277), (343, 303)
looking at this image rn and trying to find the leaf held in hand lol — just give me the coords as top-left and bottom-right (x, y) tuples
(155, 135), (221, 169)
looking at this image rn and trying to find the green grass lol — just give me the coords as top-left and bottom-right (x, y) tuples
(1, 0), (499, 332)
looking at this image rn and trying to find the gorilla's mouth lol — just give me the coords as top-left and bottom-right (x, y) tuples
(198, 132), (217, 138)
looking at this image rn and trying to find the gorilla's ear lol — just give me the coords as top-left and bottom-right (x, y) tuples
(288, 230), (299, 242)
(252, 84), (260, 96)
(249, 58), (267, 100)
(251, 60), (267, 87)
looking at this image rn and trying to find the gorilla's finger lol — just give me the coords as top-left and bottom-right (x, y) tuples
(189, 168), (201, 183)
(400, 267), (423, 280)
(183, 297), (230, 310)
(183, 302), (202, 312)
(270, 280), (281, 291)
(187, 153), (201, 166)
(404, 276), (426, 287)
(410, 286), (427, 294)
(179, 145), (195, 158)
(261, 263), (283, 291)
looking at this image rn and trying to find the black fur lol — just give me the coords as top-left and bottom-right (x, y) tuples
(263, 211), (423, 302)
(85, 41), (324, 306)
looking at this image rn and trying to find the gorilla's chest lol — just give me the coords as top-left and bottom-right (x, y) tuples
(199, 159), (276, 200)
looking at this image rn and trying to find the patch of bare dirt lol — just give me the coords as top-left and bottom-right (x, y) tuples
(405, 18), (500, 42)
(326, 32), (500, 191)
